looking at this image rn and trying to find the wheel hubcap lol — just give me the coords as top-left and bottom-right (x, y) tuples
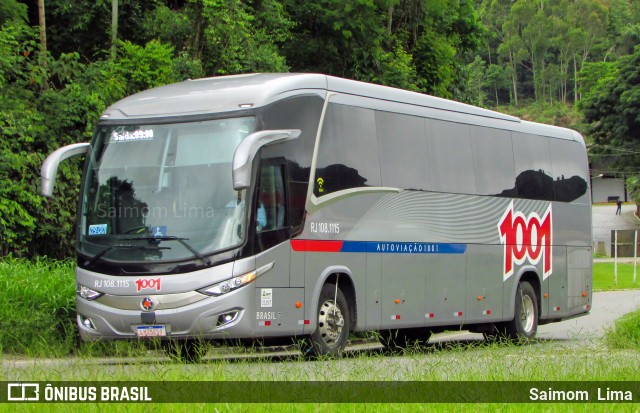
(520, 294), (535, 333)
(318, 299), (344, 346)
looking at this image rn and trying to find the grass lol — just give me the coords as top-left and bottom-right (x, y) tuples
(2, 340), (639, 411)
(592, 262), (640, 291)
(0, 257), (77, 356)
(605, 309), (640, 351)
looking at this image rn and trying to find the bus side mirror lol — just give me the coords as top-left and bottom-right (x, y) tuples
(232, 129), (301, 190)
(41, 142), (90, 197)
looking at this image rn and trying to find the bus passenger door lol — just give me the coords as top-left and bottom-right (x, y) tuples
(254, 163), (308, 335)
(255, 163), (291, 288)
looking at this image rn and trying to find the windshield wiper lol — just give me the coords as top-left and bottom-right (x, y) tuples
(124, 236), (213, 266)
(84, 244), (170, 268)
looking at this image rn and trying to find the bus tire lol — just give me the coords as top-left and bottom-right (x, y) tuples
(303, 283), (350, 358)
(505, 281), (538, 341)
(379, 328), (431, 351)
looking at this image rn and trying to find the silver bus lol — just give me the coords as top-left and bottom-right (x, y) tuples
(42, 74), (592, 360)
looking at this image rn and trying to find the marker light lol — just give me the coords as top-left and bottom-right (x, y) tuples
(199, 263), (274, 297)
(76, 284), (103, 301)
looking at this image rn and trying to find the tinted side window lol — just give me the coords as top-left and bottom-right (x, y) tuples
(261, 95), (324, 182)
(255, 164), (289, 252)
(428, 120), (476, 195)
(376, 111), (430, 190)
(512, 133), (554, 201)
(314, 104), (380, 197)
(549, 139), (589, 203)
(472, 128), (517, 197)
(257, 165), (286, 232)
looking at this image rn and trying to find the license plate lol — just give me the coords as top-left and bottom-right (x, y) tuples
(136, 325), (166, 337)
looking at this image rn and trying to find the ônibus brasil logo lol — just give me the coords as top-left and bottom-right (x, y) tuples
(498, 201), (552, 281)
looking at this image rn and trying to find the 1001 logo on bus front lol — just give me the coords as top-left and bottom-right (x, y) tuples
(498, 201), (552, 281)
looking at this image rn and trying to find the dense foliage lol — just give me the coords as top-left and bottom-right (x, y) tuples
(0, 0), (639, 259)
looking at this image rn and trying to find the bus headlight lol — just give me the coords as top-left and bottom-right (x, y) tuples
(76, 284), (103, 300)
(199, 262), (274, 297)
(199, 271), (257, 296)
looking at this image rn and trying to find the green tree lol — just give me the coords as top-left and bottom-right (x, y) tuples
(466, 54), (488, 105)
(412, 0), (485, 99)
(0, 0), (27, 25)
(485, 63), (508, 106)
(484, 0), (523, 106)
(568, 0), (609, 102)
(365, 42), (419, 91)
(283, 0), (385, 79)
(194, 0), (291, 75)
(609, 0), (640, 56)
(581, 46), (640, 174)
(0, 21), (71, 257)
(0, 18), (186, 259)
(36, 0), (156, 59)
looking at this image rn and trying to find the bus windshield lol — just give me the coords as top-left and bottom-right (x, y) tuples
(78, 117), (256, 264)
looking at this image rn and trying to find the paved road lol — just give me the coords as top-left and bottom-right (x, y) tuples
(434, 289), (640, 344)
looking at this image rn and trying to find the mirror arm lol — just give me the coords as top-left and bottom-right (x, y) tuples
(232, 129), (301, 190)
(41, 143), (90, 197)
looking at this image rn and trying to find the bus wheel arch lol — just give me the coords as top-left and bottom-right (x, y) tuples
(303, 270), (356, 358)
(323, 272), (357, 331)
(518, 271), (541, 318)
(485, 271), (541, 342)
(506, 271), (540, 341)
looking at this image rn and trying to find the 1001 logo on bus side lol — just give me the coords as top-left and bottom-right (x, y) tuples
(498, 201), (552, 281)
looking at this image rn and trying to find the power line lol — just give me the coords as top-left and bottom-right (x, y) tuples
(587, 144), (640, 155)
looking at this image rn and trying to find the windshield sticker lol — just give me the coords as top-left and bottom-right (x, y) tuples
(88, 224), (108, 235)
(151, 226), (167, 237)
(110, 129), (154, 142)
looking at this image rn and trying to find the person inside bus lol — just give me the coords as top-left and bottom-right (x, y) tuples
(256, 201), (267, 231)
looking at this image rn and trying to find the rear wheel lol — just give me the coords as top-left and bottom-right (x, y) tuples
(505, 281), (538, 341)
(379, 328), (432, 351)
(302, 283), (350, 358)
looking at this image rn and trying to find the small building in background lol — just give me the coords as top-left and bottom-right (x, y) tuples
(590, 159), (628, 203)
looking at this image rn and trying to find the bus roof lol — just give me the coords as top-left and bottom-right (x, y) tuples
(99, 73), (581, 143)
(100, 73), (517, 122)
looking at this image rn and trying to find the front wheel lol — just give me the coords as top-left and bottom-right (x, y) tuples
(505, 281), (538, 341)
(302, 283), (351, 358)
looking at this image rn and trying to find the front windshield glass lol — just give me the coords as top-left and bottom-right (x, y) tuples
(78, 117), (256, 263)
